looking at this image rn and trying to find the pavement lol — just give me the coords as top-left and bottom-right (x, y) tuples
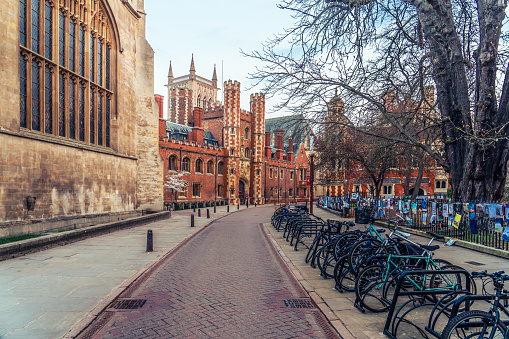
(0, 204), (507, 339)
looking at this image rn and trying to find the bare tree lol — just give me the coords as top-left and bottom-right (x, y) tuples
(246, 0), (509, 201)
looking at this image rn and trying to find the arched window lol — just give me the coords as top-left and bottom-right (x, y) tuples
(244, 148), (250, 158)
(202, 97), (207, 109)
(19, 0), (115, 146)
(169, 155), (178, 171)
(217, 162), (223, 175)
(196, 159), (203, 173)
(207, 160), (214, 174)
(182, 157), (190, 172)
(245, 127), (250, 139)
(197, 94), (201, 108)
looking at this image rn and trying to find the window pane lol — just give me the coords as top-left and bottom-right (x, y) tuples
(98, 91), (102, 145)
(44, 65), (52, 134)
(69, 18), (75, 72)
(31, 0), (40, 54)
(44, 1), (52, 59)
(89, 34), (94, 81)
(97, 41), (103, 86)
(79, 82), (85, 141)
(69, 77), (75, 139)
(20, 54), (27, 128)
(31, 60), (40, 131)
(106, 46), (110, 90)
(59, 10), (65, 66)
(90, 90), (94, 143)
(78, 25), (84, 77)
(58, 72), (65, 136)
(106, 95), (110, 147)
(19, 0), (27, 46)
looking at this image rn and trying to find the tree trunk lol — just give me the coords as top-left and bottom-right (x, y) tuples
(411, 163), (424, 200)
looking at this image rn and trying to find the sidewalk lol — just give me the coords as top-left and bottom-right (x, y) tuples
(265, 206), (509, 339)
(0, 205), (243, 339)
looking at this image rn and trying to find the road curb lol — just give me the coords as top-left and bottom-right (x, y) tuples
(263, 222), (354, 339)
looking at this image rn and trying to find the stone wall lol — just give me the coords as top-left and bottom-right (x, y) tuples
(0, 0), (163, 225)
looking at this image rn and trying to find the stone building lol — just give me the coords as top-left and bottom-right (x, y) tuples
(158, 59), (311, 206)
(0, 0), (163, 236)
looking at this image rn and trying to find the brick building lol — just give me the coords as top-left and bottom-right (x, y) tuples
(158, 59), (311, 207)
(315, 89), (450, 199)
(0, 0), (163, 235)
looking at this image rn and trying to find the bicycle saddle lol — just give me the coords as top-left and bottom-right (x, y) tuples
(426, 231), (444, 239)
(419, 244), (440, 251)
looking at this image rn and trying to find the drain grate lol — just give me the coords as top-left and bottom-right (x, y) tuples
(283, 298), (316, 309)
(109, 299), (146, 310)
(465, 261), (485, 266)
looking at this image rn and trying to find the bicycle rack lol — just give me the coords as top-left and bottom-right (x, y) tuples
(383, 269), (472, 339)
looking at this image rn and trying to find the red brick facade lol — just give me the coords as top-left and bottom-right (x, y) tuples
(158, 80), (311, 206)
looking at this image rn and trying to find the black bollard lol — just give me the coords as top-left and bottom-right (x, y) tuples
(193, 203), (196, 212)
(207, 209), (210, 218)
(146, 230), (153, 252)
(227, 205), (229, 212)
(198, 209), (201, 217)
(237, 204), (239, 210)
(255, 203), (257, 207)
(191, 214), (195, 227)
(214, 205), (216, 213)
(246, 200), (249, 208)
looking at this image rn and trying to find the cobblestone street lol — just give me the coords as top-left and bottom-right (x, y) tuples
(85, 206), (337, 338)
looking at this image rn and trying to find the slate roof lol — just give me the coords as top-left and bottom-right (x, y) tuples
(265, 114), (310, 155)
(166, 121), (218, 145)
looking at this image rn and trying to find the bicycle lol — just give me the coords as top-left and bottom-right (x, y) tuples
(441, 270), (509, 338)
(354, 234), (472, 313)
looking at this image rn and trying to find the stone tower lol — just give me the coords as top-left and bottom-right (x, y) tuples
(223, 80), (242, 204)
(250, 93), (265, 205)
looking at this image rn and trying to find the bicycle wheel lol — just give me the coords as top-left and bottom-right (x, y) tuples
(334, 232), (361, 260)
(334, 254), (356, 292)
(305, 233), (322, 264)
(355, 264), (390, 312)
(316, 243), (335, 278)
(441, 310), (508, 338)
(429, 265), (477, 305)
(348, 238), (384, 275)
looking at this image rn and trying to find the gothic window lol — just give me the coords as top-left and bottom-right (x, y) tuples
(19, 0), (115, 147)
(182, 157), (190, 172)
(245, 127), (249, 139)
(169, 155), (178, 171)
(244, 148), (250, 158)
(207, 160), (214, 174)
(289, 188), (293, 197)
(197, 94), (201, 108)
(290, 171), (294, 180)
(196, 159), (203, 173)
(217, 162), (223, 175)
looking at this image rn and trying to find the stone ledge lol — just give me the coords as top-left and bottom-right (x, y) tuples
(0, 212), (170, 262)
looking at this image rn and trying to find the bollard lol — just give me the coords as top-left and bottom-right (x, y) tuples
(198, 209), (201, 217)
(246, 201), (249, 208)
(207, 208), (210, 218)
(146, 230), (153, 252)
(227, 205), (229, 212)
(237, 204), (239, 210)
(193, 203), (196, 212)
(255, 203), (257, 207)
(214, 205), (216, 213)
(191, 214), (195, 227)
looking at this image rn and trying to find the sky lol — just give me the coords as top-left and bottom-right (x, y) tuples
(144, 1), (295, 119)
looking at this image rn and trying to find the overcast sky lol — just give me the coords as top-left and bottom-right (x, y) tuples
(144, 1), (294, 119)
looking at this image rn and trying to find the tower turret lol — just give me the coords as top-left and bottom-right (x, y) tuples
(190, 54), (196, 80)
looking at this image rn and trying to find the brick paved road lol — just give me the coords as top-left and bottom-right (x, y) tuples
(82, 206), (338, 338)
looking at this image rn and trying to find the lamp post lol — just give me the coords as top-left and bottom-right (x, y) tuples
(309, 132), (315, 215)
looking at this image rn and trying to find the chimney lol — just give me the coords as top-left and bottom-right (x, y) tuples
(264, 131), (271, 158)
(274, 129), (285, 160)
(287, 138), (294, 162)
(154, 94), (164, 119)
(190, 107), (204, 144)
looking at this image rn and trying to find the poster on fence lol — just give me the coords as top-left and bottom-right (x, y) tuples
(452, 213), (462, 229)
(495, 217), (504, 233)
(489, 204), (497, 219)
(423, 212), (428, 225)
(448, 216), (454, 228)
(411, 202), (417, 215)
(443, 204), (449, 218)
(432, 202), (437, 216)
(506, 204), (509, 221)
